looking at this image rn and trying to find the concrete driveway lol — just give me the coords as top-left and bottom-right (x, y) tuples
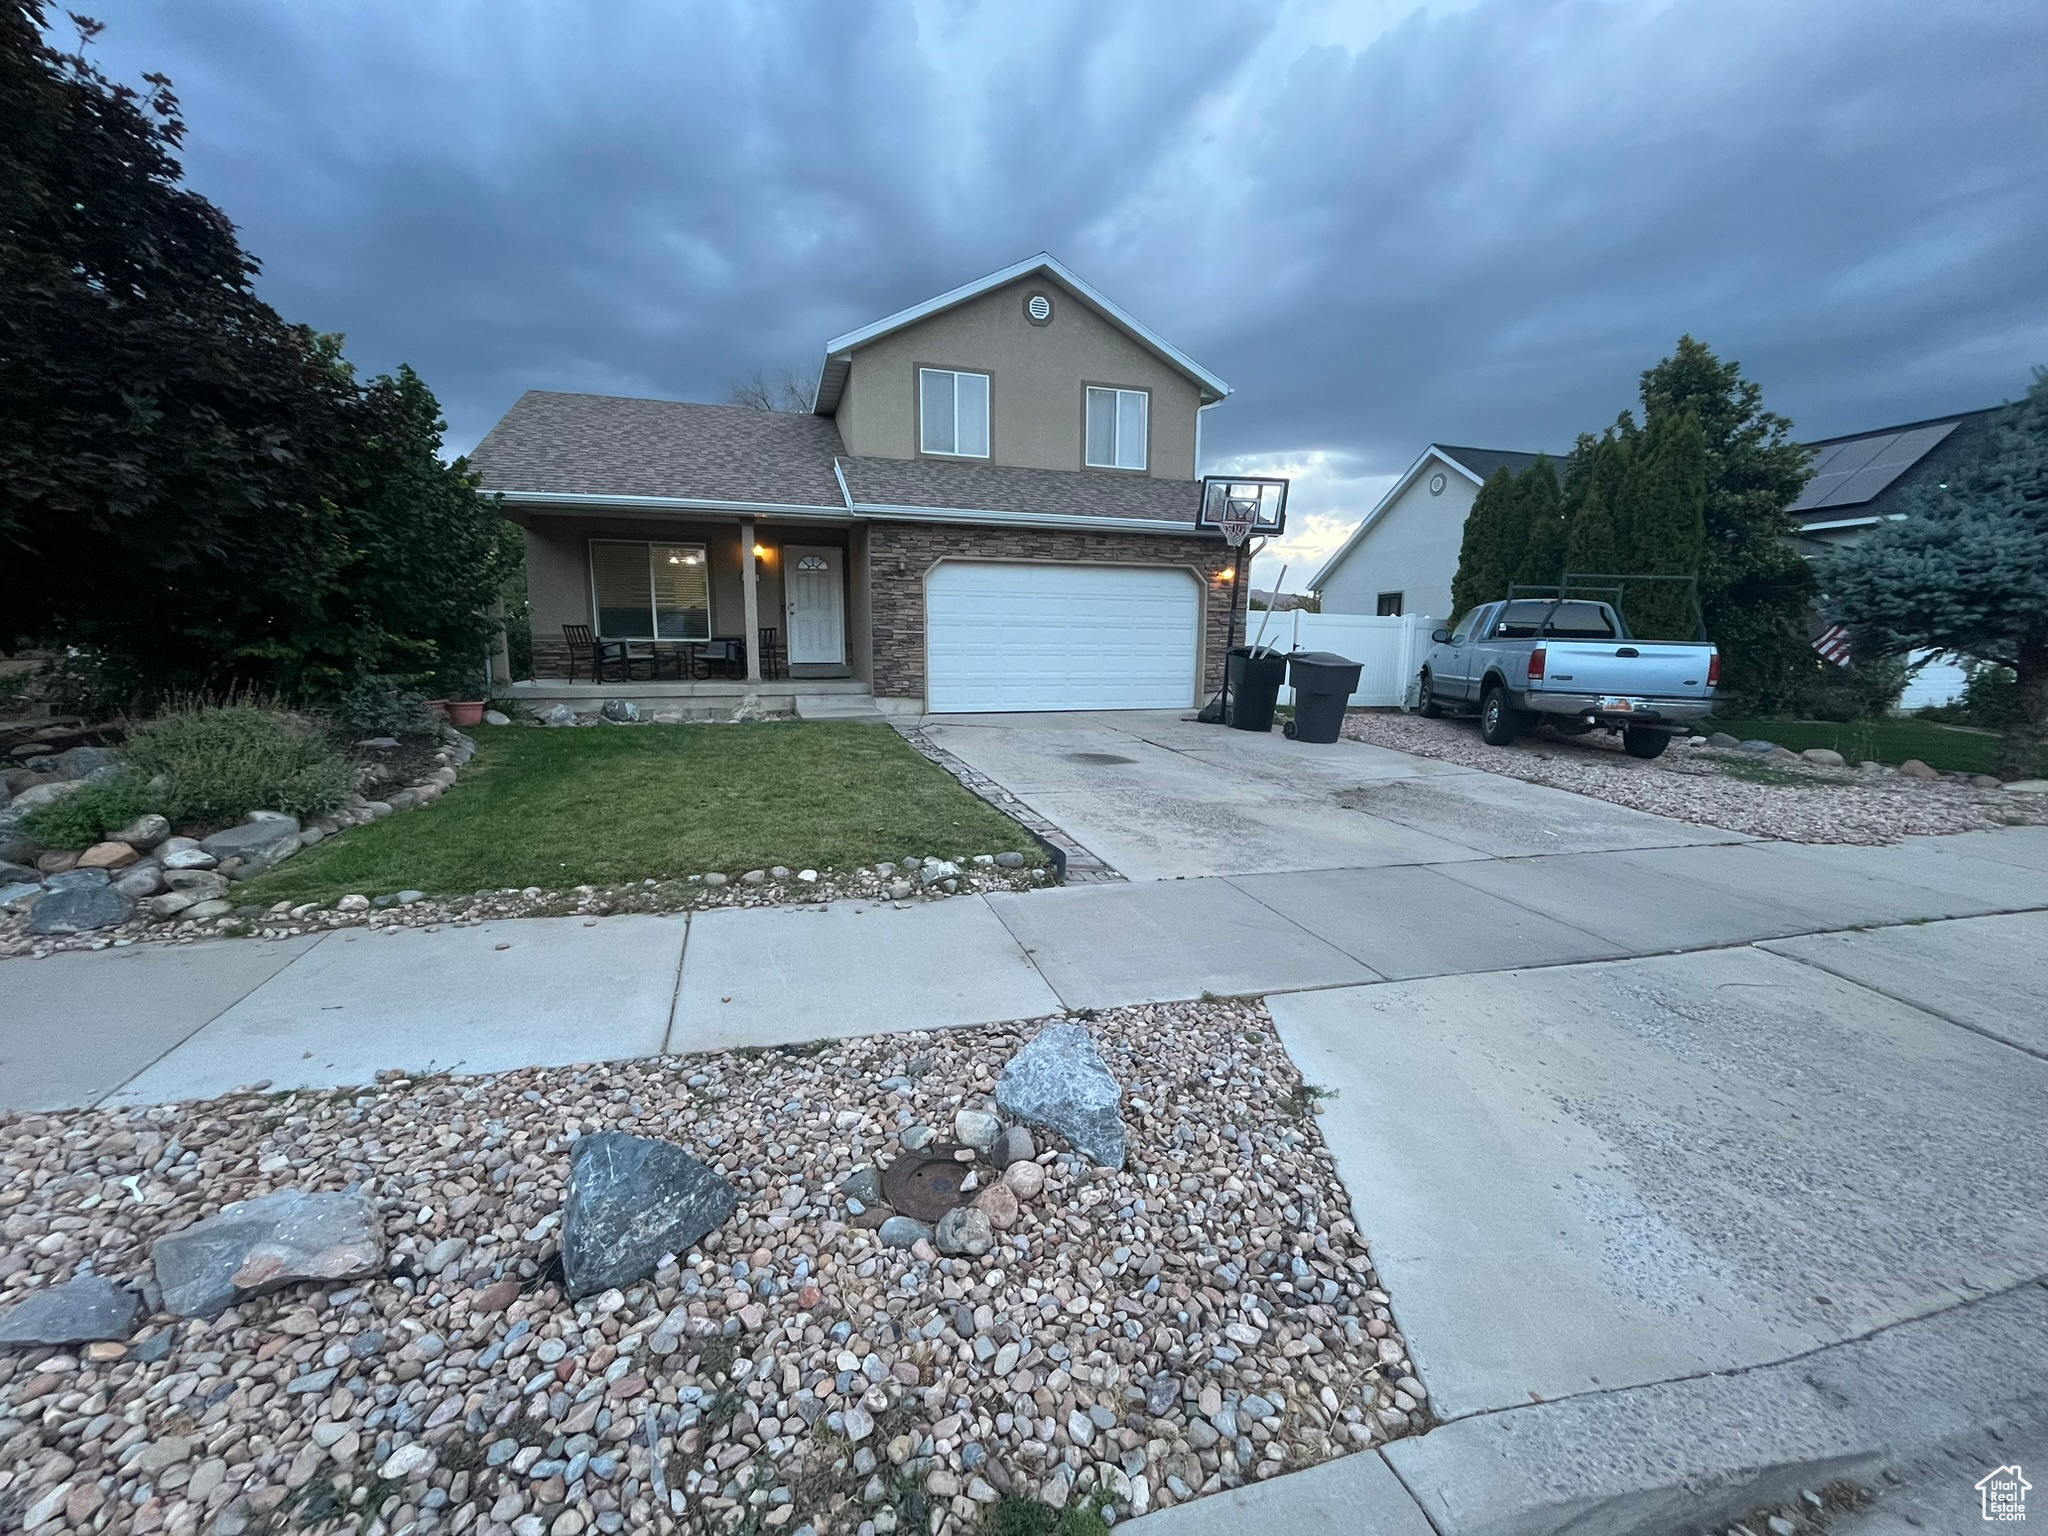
(920, 710), (1745, 879)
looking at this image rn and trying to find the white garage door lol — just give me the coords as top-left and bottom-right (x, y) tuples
(926, 562), (1201, 713)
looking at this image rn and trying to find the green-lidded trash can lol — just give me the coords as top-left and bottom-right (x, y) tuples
(1285, 650), (1363, 743)
(1226, 647), (1287, 732)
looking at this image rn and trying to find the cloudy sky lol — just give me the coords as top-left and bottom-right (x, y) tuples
(85, 0), (2047, 589)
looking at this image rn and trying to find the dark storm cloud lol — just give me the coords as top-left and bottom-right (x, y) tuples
(87, 0), (2047, 496)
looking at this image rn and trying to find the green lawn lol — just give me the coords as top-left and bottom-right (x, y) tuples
(1708, 716), (2042, 777)
(241, 722), (1042, 903)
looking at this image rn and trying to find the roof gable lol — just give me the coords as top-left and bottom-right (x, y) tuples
(813, 254), (1229, 414)
(1308, 443), (1550, 590)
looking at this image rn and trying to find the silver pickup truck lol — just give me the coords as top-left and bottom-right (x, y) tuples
(1417, 598), (1719, 759)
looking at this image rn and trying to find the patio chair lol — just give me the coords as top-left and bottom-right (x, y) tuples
(561, 624), (608, 682)
(757, 627), (786, 680)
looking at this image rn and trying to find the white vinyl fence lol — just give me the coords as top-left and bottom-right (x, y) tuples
(1239, 609), (1434, 708)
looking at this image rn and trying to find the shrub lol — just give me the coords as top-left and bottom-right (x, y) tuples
(341, 678), (438, 738)
(17, 776), (164, 850)
(122, 705), (355, 825)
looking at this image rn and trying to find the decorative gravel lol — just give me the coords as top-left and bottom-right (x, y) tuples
(1341, 712), (2047, 844)
(0, 859), (1046, 964)
(0, 1000), (1416, 1535)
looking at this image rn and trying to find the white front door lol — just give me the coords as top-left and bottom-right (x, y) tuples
(784, 545), (846, 666)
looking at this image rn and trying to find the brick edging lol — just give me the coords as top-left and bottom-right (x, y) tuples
(896, 725), (1125, 884)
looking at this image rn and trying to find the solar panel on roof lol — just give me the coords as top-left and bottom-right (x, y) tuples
(1788, 420), (1959, 513)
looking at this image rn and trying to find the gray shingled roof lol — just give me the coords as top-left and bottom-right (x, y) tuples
(839, 456), (1200, 522)
(470, 391), (849, 508)
(1435, 445), (1557, 483)
(1788, 408), (1995, 522)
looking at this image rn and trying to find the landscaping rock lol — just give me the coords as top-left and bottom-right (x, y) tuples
(994, 850), (1026, 868)
(919, 860), (961, 886)
(1767, 746), (1802, 764)
(163, 869), (229, 897)
(952, 1108), (1001, 1152)
(111, 813), (171, 849)
(161, 846), (218, 871)
(877, 1216), (933, 1249)
(26, 881), (134, 935)
(560, 1132), (738, 1298)
(600, 699), (641, 722)
(37, 849), (79, 874)
(146, 891), (201, 919)
(1971, 773), (2003, 789)
(182, 898), (233, 921)
(198, 817), (303, 876)
(1737, 739), (1778, 754)
(1706, 732), (1741, 749)
(483, 709), (511, 726)
(2006, 779), (2048, 795)
(76, 840), (140, 870)
(1897, 758), (1940, 780)
(934, 1206), (993, 1257)
(113, 862), (165, 899)
(11, 779), (85, 812)
(0, 1273), (140, 1349)
(545, 704), (578, 726)
(0, 881), (42, 913)
(1800, 748), (1846, 768)
(1002, 1159), (1046, 1199)
(990, 1125), (1035, 1169)
(996, 1020), (1127, 1170)
(153, 1189), (385, 1317)
(50, 745), (117, 779)
(0, 858), (37, 885)
(840, 1166), (883, 1206)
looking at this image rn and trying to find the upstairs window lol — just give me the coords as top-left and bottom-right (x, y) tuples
(919, 368), (990, 458)
(1377, 592), (1404, 616)
(1085, 386), (1149, 470)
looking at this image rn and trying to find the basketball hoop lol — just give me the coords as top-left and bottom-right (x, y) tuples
(1218, 496), (1259, 549)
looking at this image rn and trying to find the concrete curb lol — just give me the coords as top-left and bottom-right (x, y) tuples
(1130, 1281), (2047, 1536)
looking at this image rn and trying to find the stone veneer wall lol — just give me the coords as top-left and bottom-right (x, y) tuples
(866, 522), (1246, 703)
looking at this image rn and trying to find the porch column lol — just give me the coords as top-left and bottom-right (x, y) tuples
(740, 520), (763, 684)
(488, 595), (513, 687)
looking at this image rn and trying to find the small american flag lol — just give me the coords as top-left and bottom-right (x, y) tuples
(1813, 623), (1852, 666)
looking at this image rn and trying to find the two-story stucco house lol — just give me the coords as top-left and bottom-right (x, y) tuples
(471, 254), (1278, 716)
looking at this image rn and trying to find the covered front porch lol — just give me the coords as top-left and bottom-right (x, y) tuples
(499, 504), (871, 690)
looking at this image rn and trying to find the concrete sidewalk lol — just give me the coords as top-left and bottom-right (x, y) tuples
(5, 827), (2048, 1110)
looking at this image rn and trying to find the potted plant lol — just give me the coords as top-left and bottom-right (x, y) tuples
(447, 700), (485, 726)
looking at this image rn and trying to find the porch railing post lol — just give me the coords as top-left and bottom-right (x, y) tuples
(740, 519), (763, 684)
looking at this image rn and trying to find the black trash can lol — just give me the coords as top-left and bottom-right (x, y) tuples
(1226, 647), (1287, 732)
(1285, 650), (1363, 743)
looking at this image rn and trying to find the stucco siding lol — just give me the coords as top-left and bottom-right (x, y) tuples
(1319, 463), (1473, 622)
(836, 275), (1201, 479)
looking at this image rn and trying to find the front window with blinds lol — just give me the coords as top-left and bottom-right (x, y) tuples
(1085, 386), (1148, 470)
(919, 368), (990, 458)
(589, 541), (710, 640)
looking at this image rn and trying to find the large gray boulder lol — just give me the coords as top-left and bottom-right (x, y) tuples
(49, 745), (117, 780)
(10, 779), (84, 813)
(153, 1188), (384, 1317)
(561, 1132), (737, 1298)
(198, 816), (303, 876)
(27, 880), (134, 935)
(996, 1021), (1127, 1170)
(0, 1274), (140, 1349)
(0, 859), (38, 885)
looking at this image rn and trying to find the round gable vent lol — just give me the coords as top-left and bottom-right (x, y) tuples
(1025, 292), (1053, 326)
(1429, 472), (1447, 496)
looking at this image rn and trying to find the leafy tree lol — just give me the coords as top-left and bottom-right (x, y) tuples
(1512, 456), (1566, 588)
(1637, 336), (1814, 702)
(1564, 479), (1619, 573)
(1821, 372), (2048, 778)
(1616, 410), (1708, 638)
(1448, 466), (1519, 620)
(0, 5), (510, 702)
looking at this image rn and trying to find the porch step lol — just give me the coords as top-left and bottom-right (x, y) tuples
(794, 695), (889, 723)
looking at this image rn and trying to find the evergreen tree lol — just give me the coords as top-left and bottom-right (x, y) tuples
(1564, 478), (1619, 573)
(1616, 410), (1709, 638)
(1637, 336), (1814, 702)
(1821, 371), (2048, 779)
(1513, 456), (1567, 588)
(1449, 466), (1519, 620)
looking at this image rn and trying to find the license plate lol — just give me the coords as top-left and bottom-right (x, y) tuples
(1599, 697), (1635, 713)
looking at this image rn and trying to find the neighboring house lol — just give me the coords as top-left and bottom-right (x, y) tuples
(1311, 406), (1996, 619)
(1785, 406), (1996, 555)
(470, 254), (1266, 715)
(1307, 444), (1553, 622)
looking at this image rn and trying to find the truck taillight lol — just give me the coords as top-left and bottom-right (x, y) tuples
(1708, 652), (1721, 686)
(1528, 646), (1546, 681)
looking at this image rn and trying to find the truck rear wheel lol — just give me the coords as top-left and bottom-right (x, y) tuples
(1417, 669), (1443, 718)
(1622, 727), (1670, 760)
(1479, 684), (1522, 746)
